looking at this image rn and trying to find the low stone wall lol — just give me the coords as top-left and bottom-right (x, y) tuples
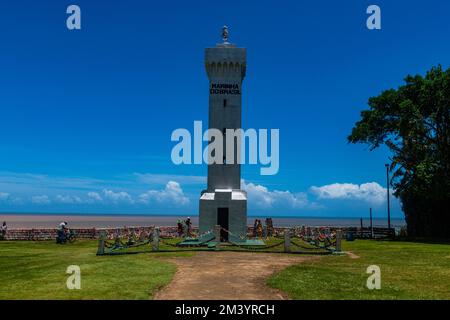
(2, 226), (175, 241)
(0, 225), (394, 241)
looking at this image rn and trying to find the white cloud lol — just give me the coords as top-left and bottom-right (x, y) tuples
(139, 181), (189, 206)
(55, 195), (83, 204)
(242, 180), (312, 209)
(102, 189), (133, 204)
(31, 195), (51, 204)
(87, 192), (103, 202)
(0, 192), (23, 205)
(0, 171), (393, 213)
(310, 182), (386, 205)
(0, 192), (10, 201)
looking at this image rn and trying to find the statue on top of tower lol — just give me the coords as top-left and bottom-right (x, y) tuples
(222, 25), (229, 43)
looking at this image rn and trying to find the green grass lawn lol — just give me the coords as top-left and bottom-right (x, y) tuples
(267, 240), (450, 299)
(1, 239), (449, 300)
(0, 240), (191, 300)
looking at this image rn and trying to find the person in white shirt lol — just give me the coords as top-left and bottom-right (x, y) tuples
(57, 221), (68, 243)
(59, 221), (68, 231)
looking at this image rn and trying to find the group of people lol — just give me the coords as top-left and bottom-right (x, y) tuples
(253, 217), (274, 238)
(0, 217), (277, 242)
(175, 217), (274, 239)
(176, 217), (192, 237)
(0, 221), (73, 243)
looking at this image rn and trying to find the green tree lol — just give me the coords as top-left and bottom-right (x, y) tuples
(348, 66), (450, 239)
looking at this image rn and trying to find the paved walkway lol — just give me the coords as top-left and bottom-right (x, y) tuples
(154, 251), (318, 300)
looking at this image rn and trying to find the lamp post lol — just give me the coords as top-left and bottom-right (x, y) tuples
(385, 163), (391, 230)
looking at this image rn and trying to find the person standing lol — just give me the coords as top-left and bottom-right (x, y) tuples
(0, 221), (7, 240)
(185, 217), (192, 237)
(256, 220), (263, 238)
(177, 219), (183, 237)
(57, 221), (68, 244)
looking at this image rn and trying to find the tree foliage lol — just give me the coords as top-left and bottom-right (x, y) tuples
(348, 65), (450, 239)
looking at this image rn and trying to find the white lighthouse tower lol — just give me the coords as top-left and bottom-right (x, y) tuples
(199, 26), (247, 241)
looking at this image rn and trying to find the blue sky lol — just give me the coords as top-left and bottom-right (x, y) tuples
(0, 0), (448, 218)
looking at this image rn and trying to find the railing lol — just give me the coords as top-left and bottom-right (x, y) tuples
(96, 225), (344, 256)
(343, 227), (395, 239)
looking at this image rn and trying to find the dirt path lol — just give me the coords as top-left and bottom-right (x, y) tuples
(154, 251), (318, 300)
(346, 251), (360, 259)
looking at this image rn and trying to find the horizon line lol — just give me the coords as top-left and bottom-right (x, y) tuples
(0, 211), (405, 220)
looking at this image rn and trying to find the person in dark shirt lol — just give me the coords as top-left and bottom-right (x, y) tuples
(185, 217), (192, 236)
(177, 219), (184, 237)
(0, 221), (7, 240)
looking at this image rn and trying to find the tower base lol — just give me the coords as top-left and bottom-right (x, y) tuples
(199, 189), (247, 242)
